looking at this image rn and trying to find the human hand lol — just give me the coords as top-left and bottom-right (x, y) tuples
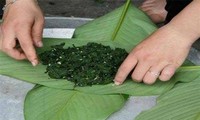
(114, 25), (194, 85)
(0, 0), (44, 66)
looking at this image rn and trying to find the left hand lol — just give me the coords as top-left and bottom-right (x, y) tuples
(0, 0), (44, 66)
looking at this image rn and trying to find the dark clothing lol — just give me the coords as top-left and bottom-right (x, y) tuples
(165, 0), (193, 23)
(0, 0), (5, 18)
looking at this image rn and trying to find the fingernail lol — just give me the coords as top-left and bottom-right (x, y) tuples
(114, 81), (121, 85)
(37, 41), (43, 47)
(31, 59), (38, 66)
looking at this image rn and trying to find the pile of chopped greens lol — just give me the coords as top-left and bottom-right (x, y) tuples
(39, 43), (128, 87)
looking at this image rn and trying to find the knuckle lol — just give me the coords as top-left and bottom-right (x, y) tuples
(159, 73), (173, 81)
(20, 40), (33, 48)
(12, 19), (21, 25)
(131, 74), (142, 82)
(33, 33), (42, 39)
(37, 16), (45, 26)
(130, 50), (139, 58)
(163, 66), (176, 76)
(118, 66), (129, 73)
(115, 70), (124, 78)
(1, 24), (10, 33)
(115, 71), (126, 82)
(114, 75), (124, 82)
(2, 45), (11, 52)
(159, 76), (170, 81)
(144, 80), (155, 85)
(19, 42), (28, 48)
(40, 18), (45, 25)
(143, 76), (157, 84)
(26, 53), (37, 61)
(132, 51), (153, 62)
(15, 20), (32, 29)
(37, 21), (45, 28)
(142, 54), (154, 62)
(15, 22), (27, 30)
(163, 70), (173, 76)
(15, 25), (24, 32)
(13, 20), (29, 29)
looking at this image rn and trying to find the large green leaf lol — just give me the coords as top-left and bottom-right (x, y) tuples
(0, 2), (200, 120)
(0, 3), (199, 96)
(135, 80), (200, 120)
(24, 86), (126, 120)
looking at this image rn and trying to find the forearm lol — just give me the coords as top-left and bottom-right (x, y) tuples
(166, 0), (200, 45)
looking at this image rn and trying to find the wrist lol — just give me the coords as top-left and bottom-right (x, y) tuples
(165, 0), (200, 45)
(162, 24), (198, 47)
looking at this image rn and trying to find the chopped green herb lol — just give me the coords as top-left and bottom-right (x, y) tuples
(39, 43), (128, 87)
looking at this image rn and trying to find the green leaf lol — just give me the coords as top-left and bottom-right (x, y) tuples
(74, 4), (157, 52)
(0, 3), (199, 96)
(196, 113), (200, 120)
(24, 86), (126, 120)
(135, 81), (200, 120)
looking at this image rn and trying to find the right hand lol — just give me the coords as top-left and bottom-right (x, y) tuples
(0, 0), (44, 66)
(114, 25), (194, 85)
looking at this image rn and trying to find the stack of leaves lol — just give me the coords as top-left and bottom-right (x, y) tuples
(1, 0), (200, 120)
(39, 43), (128, 87)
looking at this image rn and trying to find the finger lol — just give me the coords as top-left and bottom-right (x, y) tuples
(131, 61), (151, 82)
(32, 17), (44, 47)
(1, 25), (26, 59)
(143, 63), (166, 84)
(159, 64), (177, 81)
(114, 53), (138, 85)
(2, 36), (26, 60)
(139, 7), (152, 12)
(140, 1), (154, 8)
(140, 3), (154, 9)
(142, 0), (155, 5)
(16, 25), (39, 66)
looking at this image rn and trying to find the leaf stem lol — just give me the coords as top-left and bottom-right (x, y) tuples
(111, 0), (131, 41)
(177, 65), (200, 72)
